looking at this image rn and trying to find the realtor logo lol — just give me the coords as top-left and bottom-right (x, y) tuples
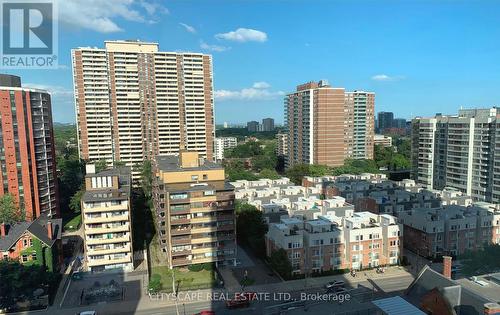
(1, 0), (58, 68)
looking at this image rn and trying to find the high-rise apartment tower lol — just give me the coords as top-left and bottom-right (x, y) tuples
(72, 40), (215, 175)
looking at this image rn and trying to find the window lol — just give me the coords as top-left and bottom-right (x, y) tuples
(203, 174), (208, 180)
(29, 239), (33, 247)
(23, 239), (28, 247)
(22, 255), (28, 262)
(31, 252), (36, 261)
(191, 175), (199, 181)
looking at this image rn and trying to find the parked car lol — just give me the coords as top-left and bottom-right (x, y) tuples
(325, 280), (345, 289)
(193, 311), (215, 315)
(78, 311), (97, 315)
(225, 298), (250, 309)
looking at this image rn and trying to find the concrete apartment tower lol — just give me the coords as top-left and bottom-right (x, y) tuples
(284, 80), (374, 168)
(0, 74), (59, 220)
(72, 40), (215, 175)
(412, 108), (500, 202)
(153, 151), (236, 268)
(81, 164), (134, 272)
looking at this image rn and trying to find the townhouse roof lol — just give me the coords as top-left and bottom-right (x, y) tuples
(0, 216), (62, 251)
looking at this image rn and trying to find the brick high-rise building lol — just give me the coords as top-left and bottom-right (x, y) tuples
(284, 80), (374, 168)
(0, 74), (59, 220)
(72, 40), (215, 175)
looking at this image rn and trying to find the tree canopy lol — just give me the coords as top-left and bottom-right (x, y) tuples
(460, 244), (500, 276)
(269, 248), (292, 280)
(0, 194), (24, 224)
(285, 164), (331, 185)
(235, 202), (268, 258)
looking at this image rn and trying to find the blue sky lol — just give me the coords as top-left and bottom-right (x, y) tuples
(6, 0), (500, 124)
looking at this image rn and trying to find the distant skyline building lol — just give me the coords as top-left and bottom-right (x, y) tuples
(393, 118), (407, 129)
(72, 40), (215, 174)
(247, 121), (259, 132)
(284, 80), (374, 168)
(262, 118), (275, 132)
(0, 74), (59, 220)
(412, 108), (500, 202)
(377, 111), (394, 132)
(374, 134), (392, 147)
(214, 137), (237, 161)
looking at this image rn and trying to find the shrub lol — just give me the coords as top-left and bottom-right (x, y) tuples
(148, 274), (162, 292)
(187, 264), (204, 272)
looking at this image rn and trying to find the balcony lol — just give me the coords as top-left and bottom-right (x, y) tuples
(87, 244), (131, 256)
(86, 236), (130, 245)
(84, 204), (128, 213)
(171, 236), (191, 245)
(171, 258), (190, 266)
(171, 228), (191, 236)
(85, 214), (129, 224)
(87, 255), (132, 267)
(85, 224), (130, 235)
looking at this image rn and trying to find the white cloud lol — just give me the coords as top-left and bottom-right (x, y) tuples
(371, 74), (405, 82)
(200, 41), (230, 52)
(215, 28), (268, 43)
(55, 0), (169, 33)
(179, 23), (196, 34)
(252, 81), (271, 89)
(215, 82), (284, 101)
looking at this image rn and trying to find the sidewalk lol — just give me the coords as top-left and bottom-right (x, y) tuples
(245, 266), (412, 293)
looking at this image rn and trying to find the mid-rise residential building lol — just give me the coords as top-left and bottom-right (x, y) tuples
(266, 211), (402, 274)
(276, 133), (288, 157)
(374, 134), (393, 147)
(72, 40), (215, 174)
(0, 74), (59, 220)
(399, 203), (500, 258)
(247, 121), (259, 132)
(214, 137), (237, 161)
(377, 111), (394, 132)
(153, 151), (236, 268)
(81, 165), (134, 272)
(412, 108), (500, 202)
(262, 118), (275, 132)
(284, 81), (374, 168)
(0, 216), (63, 271)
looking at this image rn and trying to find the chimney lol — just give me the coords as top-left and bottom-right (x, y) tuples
(0, 223), (5, 237)
(443, 255), (452, 279)
(86, 164), (96, 175)
(47, 221), (53, 240)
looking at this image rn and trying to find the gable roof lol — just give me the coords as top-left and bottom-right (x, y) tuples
(0, 217), (62, 251)
(0, 222), (31, 251)
(405, 265), (493, 315)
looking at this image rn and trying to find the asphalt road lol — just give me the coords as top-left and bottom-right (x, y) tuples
(42, 273), (414, 315)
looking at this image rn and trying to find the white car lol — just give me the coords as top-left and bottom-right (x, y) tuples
(78, 311), (97, 315)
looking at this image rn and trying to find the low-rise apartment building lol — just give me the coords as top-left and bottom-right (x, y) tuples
(81, 165), (134, 272)
(266, 211), (402, 274)
(153, 151), (236, 268)
(398, 204), (500, 258)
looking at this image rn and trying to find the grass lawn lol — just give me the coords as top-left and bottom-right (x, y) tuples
(63, 213), (81, 232)
(151, 266), (218, 292)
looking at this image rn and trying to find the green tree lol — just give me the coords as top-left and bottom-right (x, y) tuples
(235, 202), (268, 258)
(69, 189), (84, 214)
(148, 273), (163, 292)
(0, 194), (24, 224)
(286, 164), (330, 185)
(95, 159), (108, 172)
(139, 160), (153, 198)
(225, 141), (263, 158)
(269, 249), (292, 280)
(113, 160), (127, 167)
(260, 168), (281, 179)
